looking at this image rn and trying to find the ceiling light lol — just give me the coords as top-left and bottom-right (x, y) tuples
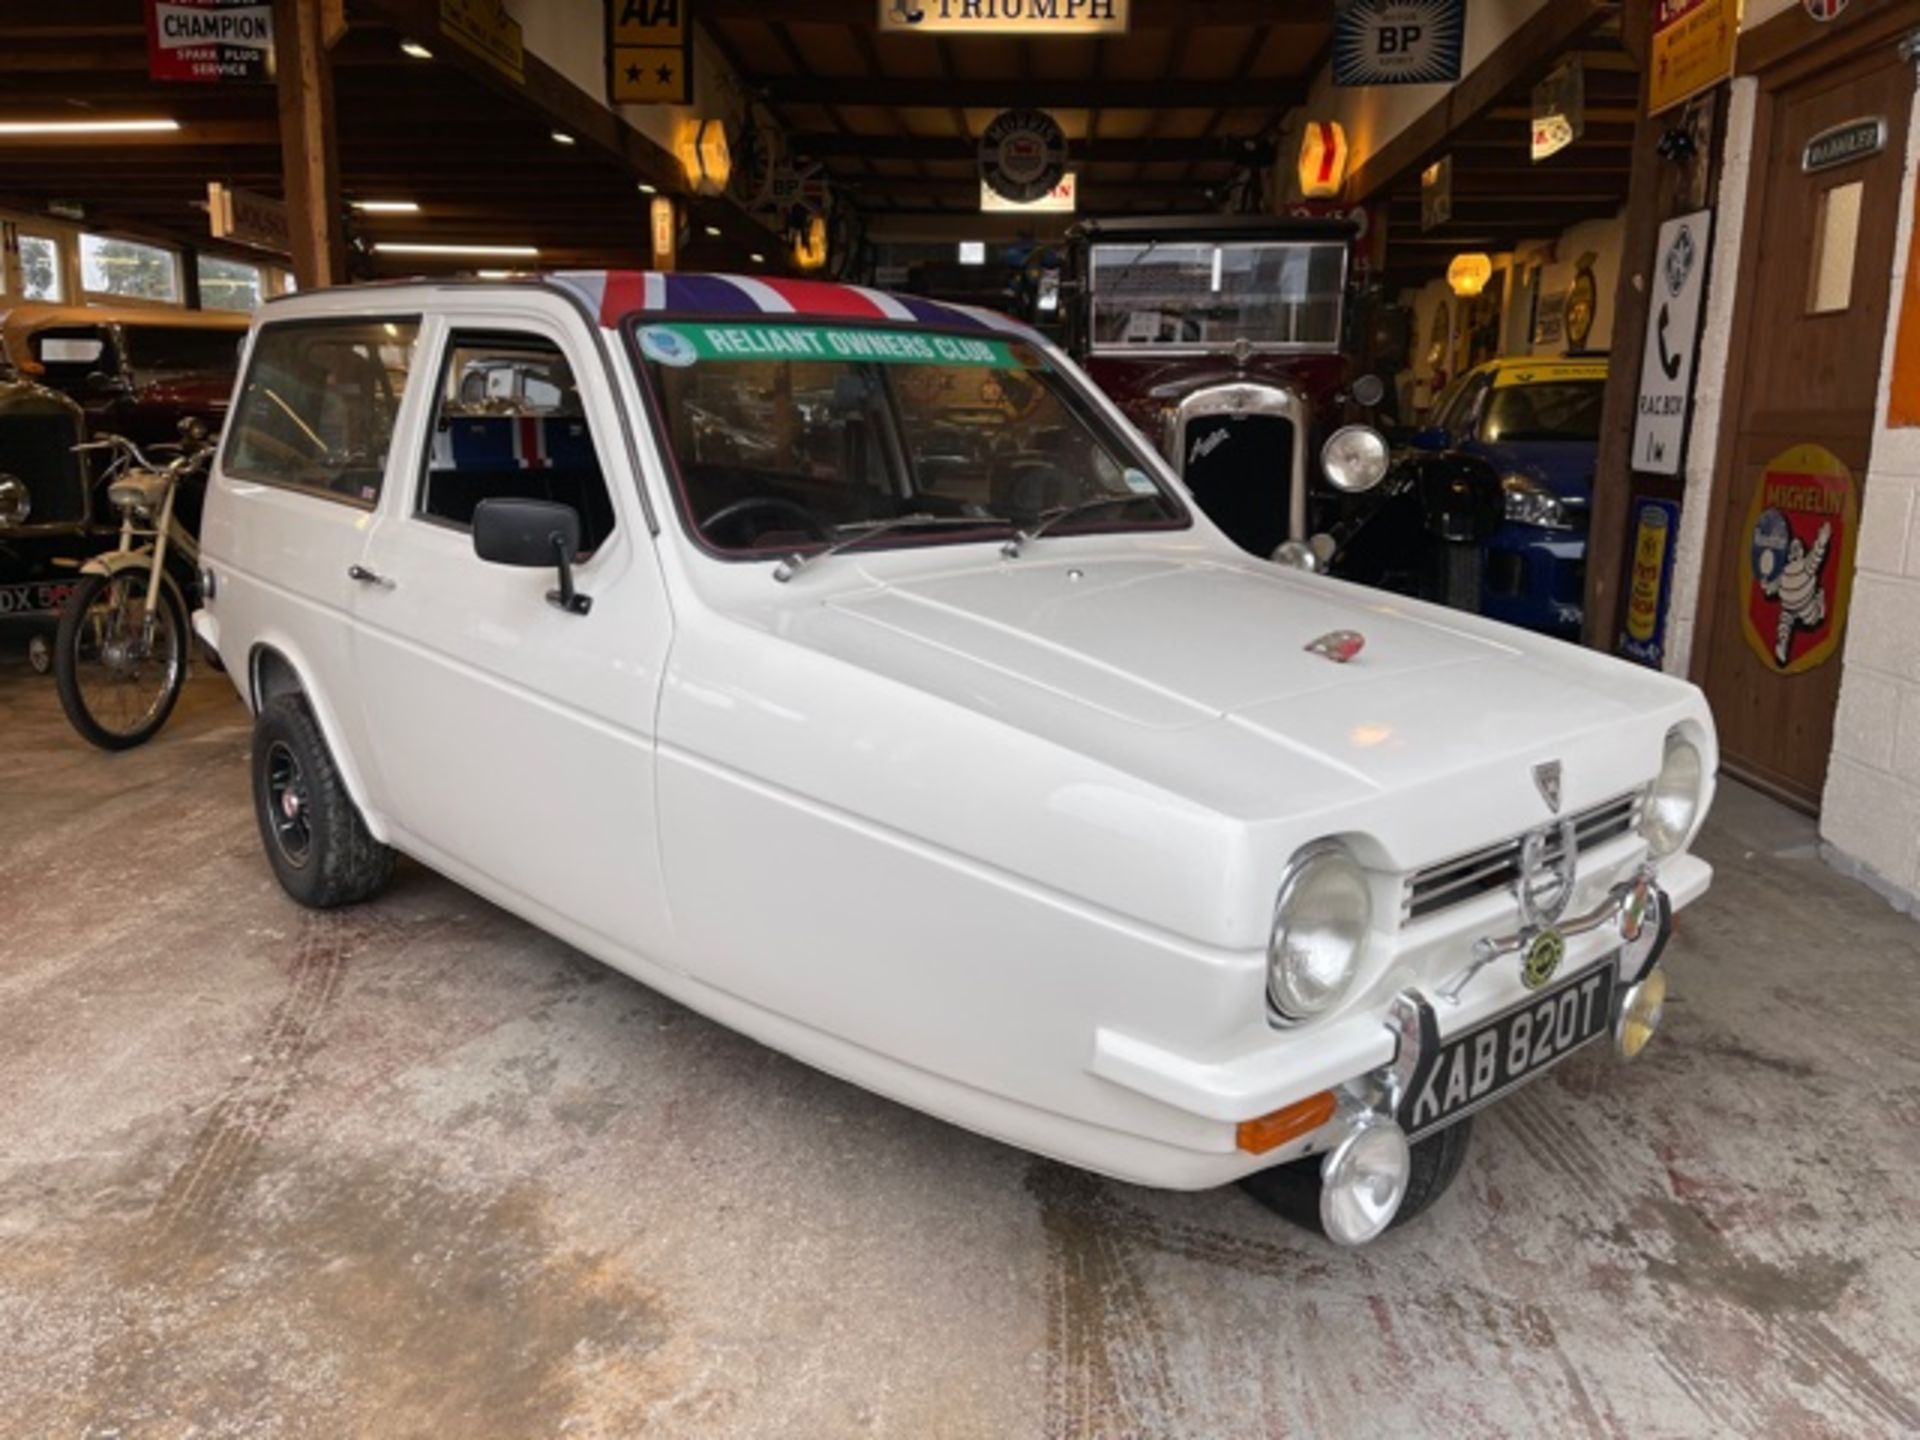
(400, 40), (433, 59)
(637, 181), (658, 195)
(750, 252), (766, 264)
(703, 225), (722, 238)
(552, 131), (576, 146)
(351, 200), (419, 213)
(0, 118), (179, 136)
(373, 242), (540, 258)
(476, 270), (517, 279)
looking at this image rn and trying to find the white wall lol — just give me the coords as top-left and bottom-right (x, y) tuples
(503, 0), (748, 162)
(1290, 0), (1554, 195)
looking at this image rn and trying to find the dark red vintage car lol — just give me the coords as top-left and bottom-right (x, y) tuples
(0, 304), (245, 633)
(1063, 214), (1390, 565)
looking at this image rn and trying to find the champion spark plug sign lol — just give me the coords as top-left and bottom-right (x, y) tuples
(147, 0), (273, 83)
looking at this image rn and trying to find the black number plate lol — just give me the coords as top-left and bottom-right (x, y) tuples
(1400, 964), (1616, 1138)
(0, 579), (77, 618)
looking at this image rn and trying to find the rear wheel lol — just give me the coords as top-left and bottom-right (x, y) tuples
(1241, 1115), (1475, 1238)
(251, 693), (393, 908)
(53, 567), (188, 750)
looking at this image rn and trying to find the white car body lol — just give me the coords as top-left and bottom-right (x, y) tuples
(195, 276), (1714, 1194)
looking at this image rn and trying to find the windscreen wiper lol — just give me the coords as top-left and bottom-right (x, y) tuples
(1000, 494), (1157, 559)
(773, 513), (994, 583)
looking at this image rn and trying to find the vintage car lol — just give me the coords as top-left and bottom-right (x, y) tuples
(1417, 356), (1609, 637)
(0, 304), (246, 631)
(0, 302), (248, 448)
(0, 379), (92, 630)
(1061, 214), (1392, 566)
(195, 274), (1715, 1245)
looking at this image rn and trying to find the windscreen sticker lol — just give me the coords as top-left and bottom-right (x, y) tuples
(1492, 361), (1606, 388)
(637, 324), (699, 367)
(638, 321), (1036, 369)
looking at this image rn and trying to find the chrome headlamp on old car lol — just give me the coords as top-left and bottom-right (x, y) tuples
(1269, 843), (1371, 1024)
(1320, 425), (1389, 493)
(1642, 730), (1705, 858)
(0, 474), (29, 528)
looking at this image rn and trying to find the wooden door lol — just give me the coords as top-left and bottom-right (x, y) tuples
(1695, 39), (1915, 810)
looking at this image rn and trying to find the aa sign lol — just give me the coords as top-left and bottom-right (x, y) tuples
(1632, 208), (1711, 475)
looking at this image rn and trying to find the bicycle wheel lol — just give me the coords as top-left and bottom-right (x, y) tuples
(53, 568), (188, 750)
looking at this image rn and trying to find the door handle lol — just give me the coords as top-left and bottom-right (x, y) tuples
(347, 564), (395, 590)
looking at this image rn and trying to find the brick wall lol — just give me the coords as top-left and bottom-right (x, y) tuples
(1819, 101), (1920, 913)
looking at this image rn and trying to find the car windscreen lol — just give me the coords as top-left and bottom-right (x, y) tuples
(1480, 379), (1605, 444)
(1087, 240), (1345, 352)
(631, 319), (1184, 557)
(27, 327), (116, 388)
(120, 326), (244, 388)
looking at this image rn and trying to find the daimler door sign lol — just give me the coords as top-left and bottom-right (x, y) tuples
(1803, 118), (1885, 173)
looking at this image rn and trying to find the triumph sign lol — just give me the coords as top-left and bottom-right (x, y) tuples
(146, 0), (273, 83)
(880, 0), (1128, 35)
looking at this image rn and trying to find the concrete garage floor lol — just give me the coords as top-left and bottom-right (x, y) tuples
(2, 652), (1918, 1440)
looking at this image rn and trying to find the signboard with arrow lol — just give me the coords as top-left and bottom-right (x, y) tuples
(1633, 208), (1711, 476)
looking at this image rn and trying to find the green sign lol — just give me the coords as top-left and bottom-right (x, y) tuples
(636, 321), (1033, 369)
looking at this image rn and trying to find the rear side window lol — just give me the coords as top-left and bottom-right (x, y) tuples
(225, 318), (419, 506)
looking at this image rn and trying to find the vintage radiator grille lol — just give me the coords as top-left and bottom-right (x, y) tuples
(1401, 791), (1642, 924)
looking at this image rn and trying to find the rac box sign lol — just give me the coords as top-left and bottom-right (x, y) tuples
(1333, 0), (1464, 87)
(147, 0), (272, 83)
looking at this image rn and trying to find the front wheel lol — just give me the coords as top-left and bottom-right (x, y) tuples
(53, 567), (188, 750)
(1241, 1115), (1475, 1239)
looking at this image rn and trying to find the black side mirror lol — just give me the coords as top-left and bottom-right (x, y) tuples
(472, 497), (591, 615)
(83, 371), (130, 397)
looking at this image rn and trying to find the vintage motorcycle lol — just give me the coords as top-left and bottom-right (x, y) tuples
(52, 425), (213, 749)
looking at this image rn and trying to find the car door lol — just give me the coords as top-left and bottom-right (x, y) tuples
(208, 312), (428, 784)
(348, 303), (674, 957)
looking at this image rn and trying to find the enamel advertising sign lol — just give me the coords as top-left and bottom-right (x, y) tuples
(146, 1), (272, 83)
(1742, 444), (1858, 675)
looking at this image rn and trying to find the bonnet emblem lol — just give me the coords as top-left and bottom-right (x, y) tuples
(1306, 630), (1365, 663)
(1533, 760), (1563, 813)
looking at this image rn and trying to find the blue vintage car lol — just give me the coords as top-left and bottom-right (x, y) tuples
(1417, 356), (1607, 638)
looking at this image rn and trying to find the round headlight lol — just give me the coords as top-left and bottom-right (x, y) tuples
(0, 475), (29, 528)
(1269, 844), (1371, 1023)
(1319, 1115), (1411, 1246)
(1321, 425), (1389, 493)
(1642, 732), (1704, 858)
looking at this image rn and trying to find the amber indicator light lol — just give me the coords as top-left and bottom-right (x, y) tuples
(1235, 1090), (1338, 1155)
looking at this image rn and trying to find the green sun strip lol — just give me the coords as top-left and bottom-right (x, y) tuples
(638, 321), (1037, 370)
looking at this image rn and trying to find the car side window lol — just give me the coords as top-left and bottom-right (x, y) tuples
(225, 318), (419, 506)
(418, 332), (615, 557)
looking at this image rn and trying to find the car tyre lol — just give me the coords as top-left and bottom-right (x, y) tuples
(251, 693), (393, 909)
(1241, 1115), (1474, 1238)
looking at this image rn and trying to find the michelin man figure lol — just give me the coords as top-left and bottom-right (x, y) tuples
(1755, 516), (1832, 666)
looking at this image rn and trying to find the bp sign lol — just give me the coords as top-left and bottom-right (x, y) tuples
(979, 109), (1069, 204)
(1332, 0), (1465, 87)
(1742, 443), (1857, 675)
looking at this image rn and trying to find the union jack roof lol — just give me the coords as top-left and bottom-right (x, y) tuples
(551, 270), (1036, 341)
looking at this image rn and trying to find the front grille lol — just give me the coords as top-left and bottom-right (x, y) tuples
(1401, 791), (1641, 924)
(0, 412), (88, 525)
(1181, 413), (1294, 559)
